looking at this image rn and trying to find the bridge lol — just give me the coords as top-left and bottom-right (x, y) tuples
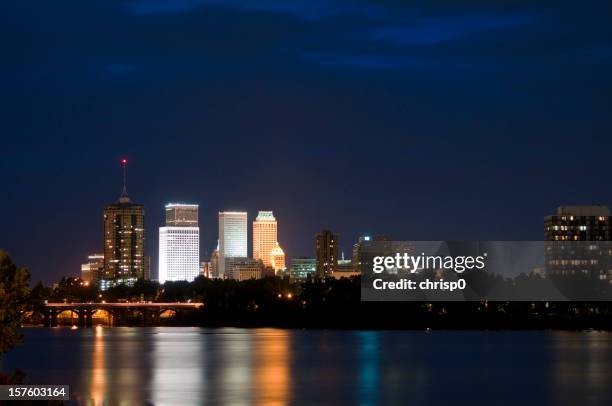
(42, 302), (204, 327)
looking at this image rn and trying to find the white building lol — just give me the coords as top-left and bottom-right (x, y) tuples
(218, 211), (248, 277)
(158, 204), (200, 284)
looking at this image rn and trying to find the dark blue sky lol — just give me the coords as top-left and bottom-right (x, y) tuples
(2, 1), (611, 284)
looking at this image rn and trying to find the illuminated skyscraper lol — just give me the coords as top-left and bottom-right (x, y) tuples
(102, 159), (145, 289)
(218, 211), (248, 277)
(316, 229), (338, 278)
(159, 204), (200, 284)
(253, 211), (278, 267)
(270, 242), (286, 272)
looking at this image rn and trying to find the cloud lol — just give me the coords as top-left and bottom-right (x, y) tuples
(367, 13), (534, 47)
(123, 0), (385, 20)
(123, 0), (206, 15)
(301, 52), (426, 70)
(297, 12), (535, 72)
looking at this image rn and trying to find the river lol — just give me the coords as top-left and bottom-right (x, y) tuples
(1, 328), (611, 405)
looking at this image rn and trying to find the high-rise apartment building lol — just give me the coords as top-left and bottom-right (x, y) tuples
(81, 253), (104, 285)
(544, 206), (610, 241)
(253, 211), (277, 267)
(544, 206), (612, 282)
(316, 229), (338, 278)
(218, 211), (248, 277)
(159, 203), (200, 284)
(103, 161), (145, 288)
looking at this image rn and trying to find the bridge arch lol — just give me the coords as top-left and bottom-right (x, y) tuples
(159, 309), (177, 319)
(57, 309), (79, 326)
(22, 310), (45, 325)
(90, 309), (113, 326)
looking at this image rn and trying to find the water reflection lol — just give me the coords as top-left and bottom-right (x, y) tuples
(358, 331), (379, 406)
(150, 328), (206, 405)
(3, 329), (612, 405)
(90, 326), (106, 405)
(253, 329), (291, 406)
(217, 328), (252, 405)
(552, 331), (612, 406)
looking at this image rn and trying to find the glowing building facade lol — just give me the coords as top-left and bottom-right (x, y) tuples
(218, 211), (248, 277)
(253, 211), (277, 267)
(270, 242), (286, 272)
(158, 204), (200, 284)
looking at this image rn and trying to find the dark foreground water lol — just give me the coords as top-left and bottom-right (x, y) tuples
(1, 328), (611, 406)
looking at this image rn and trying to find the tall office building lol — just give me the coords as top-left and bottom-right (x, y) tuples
(315, 230), (338, 278)
(544, 206), (612, 282)
(253, 211), (278, 267)
(158, 204), (200, 284)
(218, 211), (248, 277)
(81, 253), (104, 285)
(102, 160), (145, 289)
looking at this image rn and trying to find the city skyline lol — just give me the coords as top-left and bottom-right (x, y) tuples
(2, 1), (612, 284)
(7, 159), (612, 284)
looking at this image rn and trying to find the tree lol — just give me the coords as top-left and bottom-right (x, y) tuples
(0, 250), (31, 355)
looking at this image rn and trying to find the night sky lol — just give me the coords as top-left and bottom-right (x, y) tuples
(2, 1), (611, 284)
